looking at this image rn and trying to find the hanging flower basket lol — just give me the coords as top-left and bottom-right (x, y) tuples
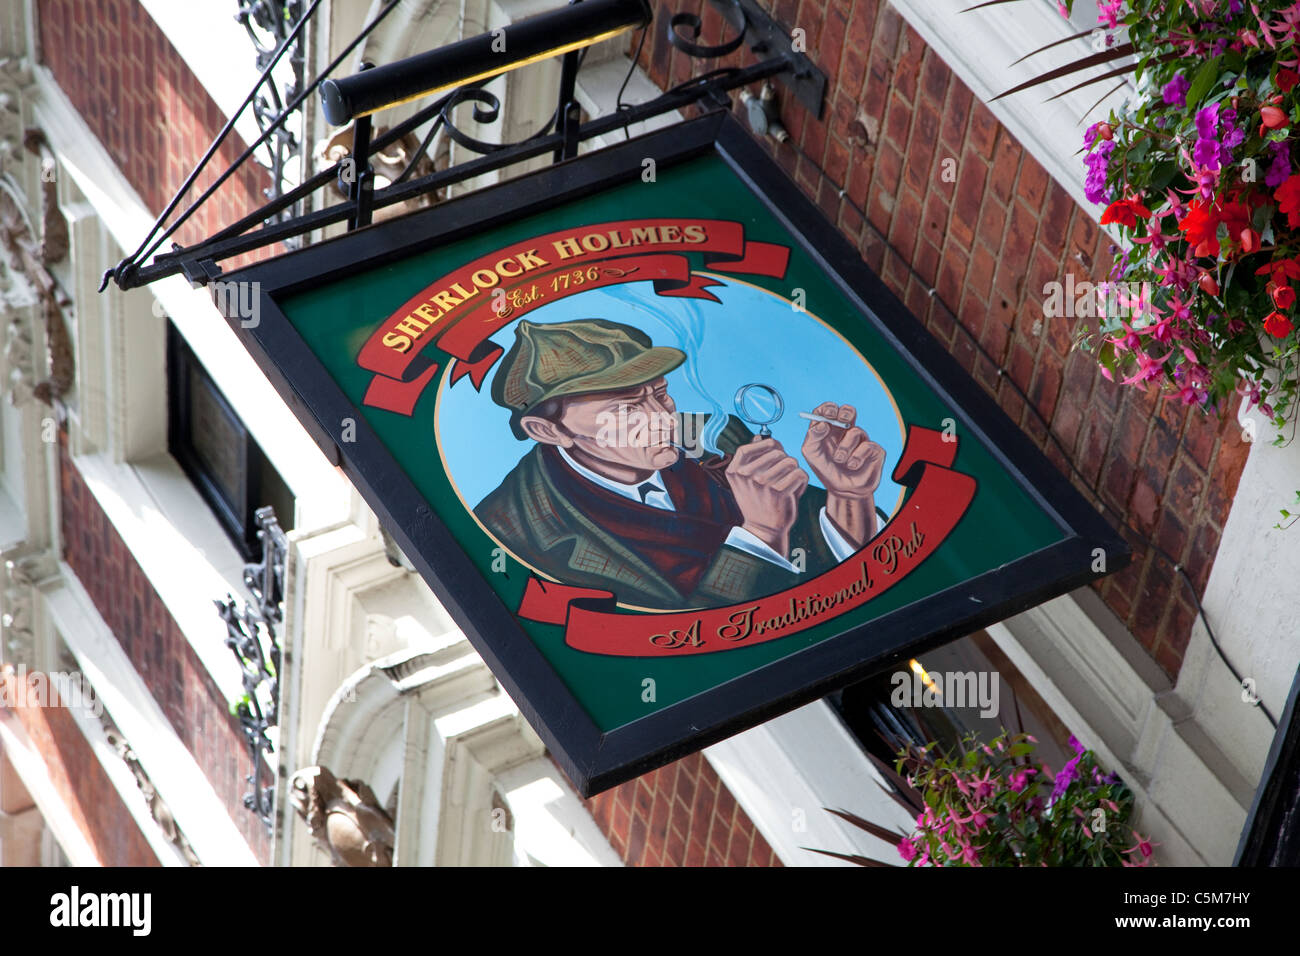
(1008, 2), (1300, 432)
(816, 731), (1156, 867)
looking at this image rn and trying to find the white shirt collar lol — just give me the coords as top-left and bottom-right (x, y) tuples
(555, 446), (667, 504)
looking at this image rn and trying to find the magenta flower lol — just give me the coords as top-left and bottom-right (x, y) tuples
(1050, 754), (1082, 803)
(1174, 363), (1210, 405)
(1161, 73), (1189, 107)
(898, 837), (918, 862)
(1124, 830), (1157, 861)
(1266, 140), (1292, 188)
(1121, 349), (1173, 385)
(1192, 103), (1222, 170)
(1219, 107), (1245, 164)
(970, 768), (997, 802)
(1097, 0), (1124, 30)
(946, 806), (968, 837)
(1008, 767), (1037, 792)
(1085, 139), (1116, 204)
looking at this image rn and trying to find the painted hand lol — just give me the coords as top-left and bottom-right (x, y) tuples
(802, 402), (885, 549)
(725, 437), (809, 557)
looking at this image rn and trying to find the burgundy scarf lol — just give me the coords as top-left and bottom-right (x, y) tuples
(542, 445), (742, 597)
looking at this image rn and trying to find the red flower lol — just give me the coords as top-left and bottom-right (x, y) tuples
(1198, 272), (1219, 296)
(1279, 68), (1300, 93)
(1177, 199), (1220, 257)
(1100, 196), (1153, 229)
(1256, 257), (1300, 284)
(1261, 105), (1290, 131)
(1275, 175), (1300, 229)
(1273, 283), (1297, 310)
(1265, 311), (1295, 337)
(1218, 201), (1252, 243)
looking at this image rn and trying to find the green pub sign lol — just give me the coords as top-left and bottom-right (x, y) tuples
(224, 114), (1126, 794)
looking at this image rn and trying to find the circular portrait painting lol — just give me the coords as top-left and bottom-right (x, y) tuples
(436, 274), (906, 613)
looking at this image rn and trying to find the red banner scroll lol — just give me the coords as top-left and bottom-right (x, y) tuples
(356, 219), (790, 414)
(515, 426), (977, 656)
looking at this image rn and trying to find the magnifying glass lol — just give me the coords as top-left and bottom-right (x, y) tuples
(734, 383), (784, 438)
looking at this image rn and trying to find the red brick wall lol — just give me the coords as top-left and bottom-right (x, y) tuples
(636, 0), (1250, 679)
(36, 0), (286, 863)
(583, 751), (782, 866)
(37, 0), (272, 261)
(2, 670), (158, 866)
(59, 436), (271, 862)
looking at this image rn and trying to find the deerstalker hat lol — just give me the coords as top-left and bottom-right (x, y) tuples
(492, 318), (685, 439)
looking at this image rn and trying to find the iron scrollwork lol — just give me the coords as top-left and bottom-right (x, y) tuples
(437, 83), (565, 157)
(667, 0), (747, 58)
(217, 505), (287, 831)
(235, 0), (307, 237)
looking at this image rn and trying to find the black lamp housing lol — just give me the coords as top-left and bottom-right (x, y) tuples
(320, 0), (653, 126)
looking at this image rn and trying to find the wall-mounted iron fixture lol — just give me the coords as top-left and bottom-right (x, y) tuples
(100, 0), (827, 294)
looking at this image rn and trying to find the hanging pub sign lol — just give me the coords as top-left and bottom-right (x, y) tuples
(221, 112), (1128, 795)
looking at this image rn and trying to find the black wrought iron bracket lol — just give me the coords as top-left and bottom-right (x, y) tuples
(104, 2), (825, 294)
(235, 1), (307, 234)
(677, 0), (826, 116)
(216, 506), (287, 831)
(244, 505), (287, 625)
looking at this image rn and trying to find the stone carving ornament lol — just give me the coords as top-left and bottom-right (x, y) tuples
(290, 765), (395, 866)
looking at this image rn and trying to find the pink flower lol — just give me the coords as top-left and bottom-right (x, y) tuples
(1097, 0), (1124, 30)
(952, 772), (971, 798)
(946, 806), (968, 837)
(898, 837), (918, 862)
(1106, 319), (1142, 352)
(1121, 349), (1172, 385)
(969, 768), (997, 802)
(1009, 768), (1037, 792)
(1124, 829), (1158, 863)
(961, 844), (981, 866)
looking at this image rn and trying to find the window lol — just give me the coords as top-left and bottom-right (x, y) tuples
(829, 631), (1072, 773)
(166, 322), (294, 560)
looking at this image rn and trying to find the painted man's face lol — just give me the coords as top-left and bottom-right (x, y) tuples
(522, 377), (680, 475)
